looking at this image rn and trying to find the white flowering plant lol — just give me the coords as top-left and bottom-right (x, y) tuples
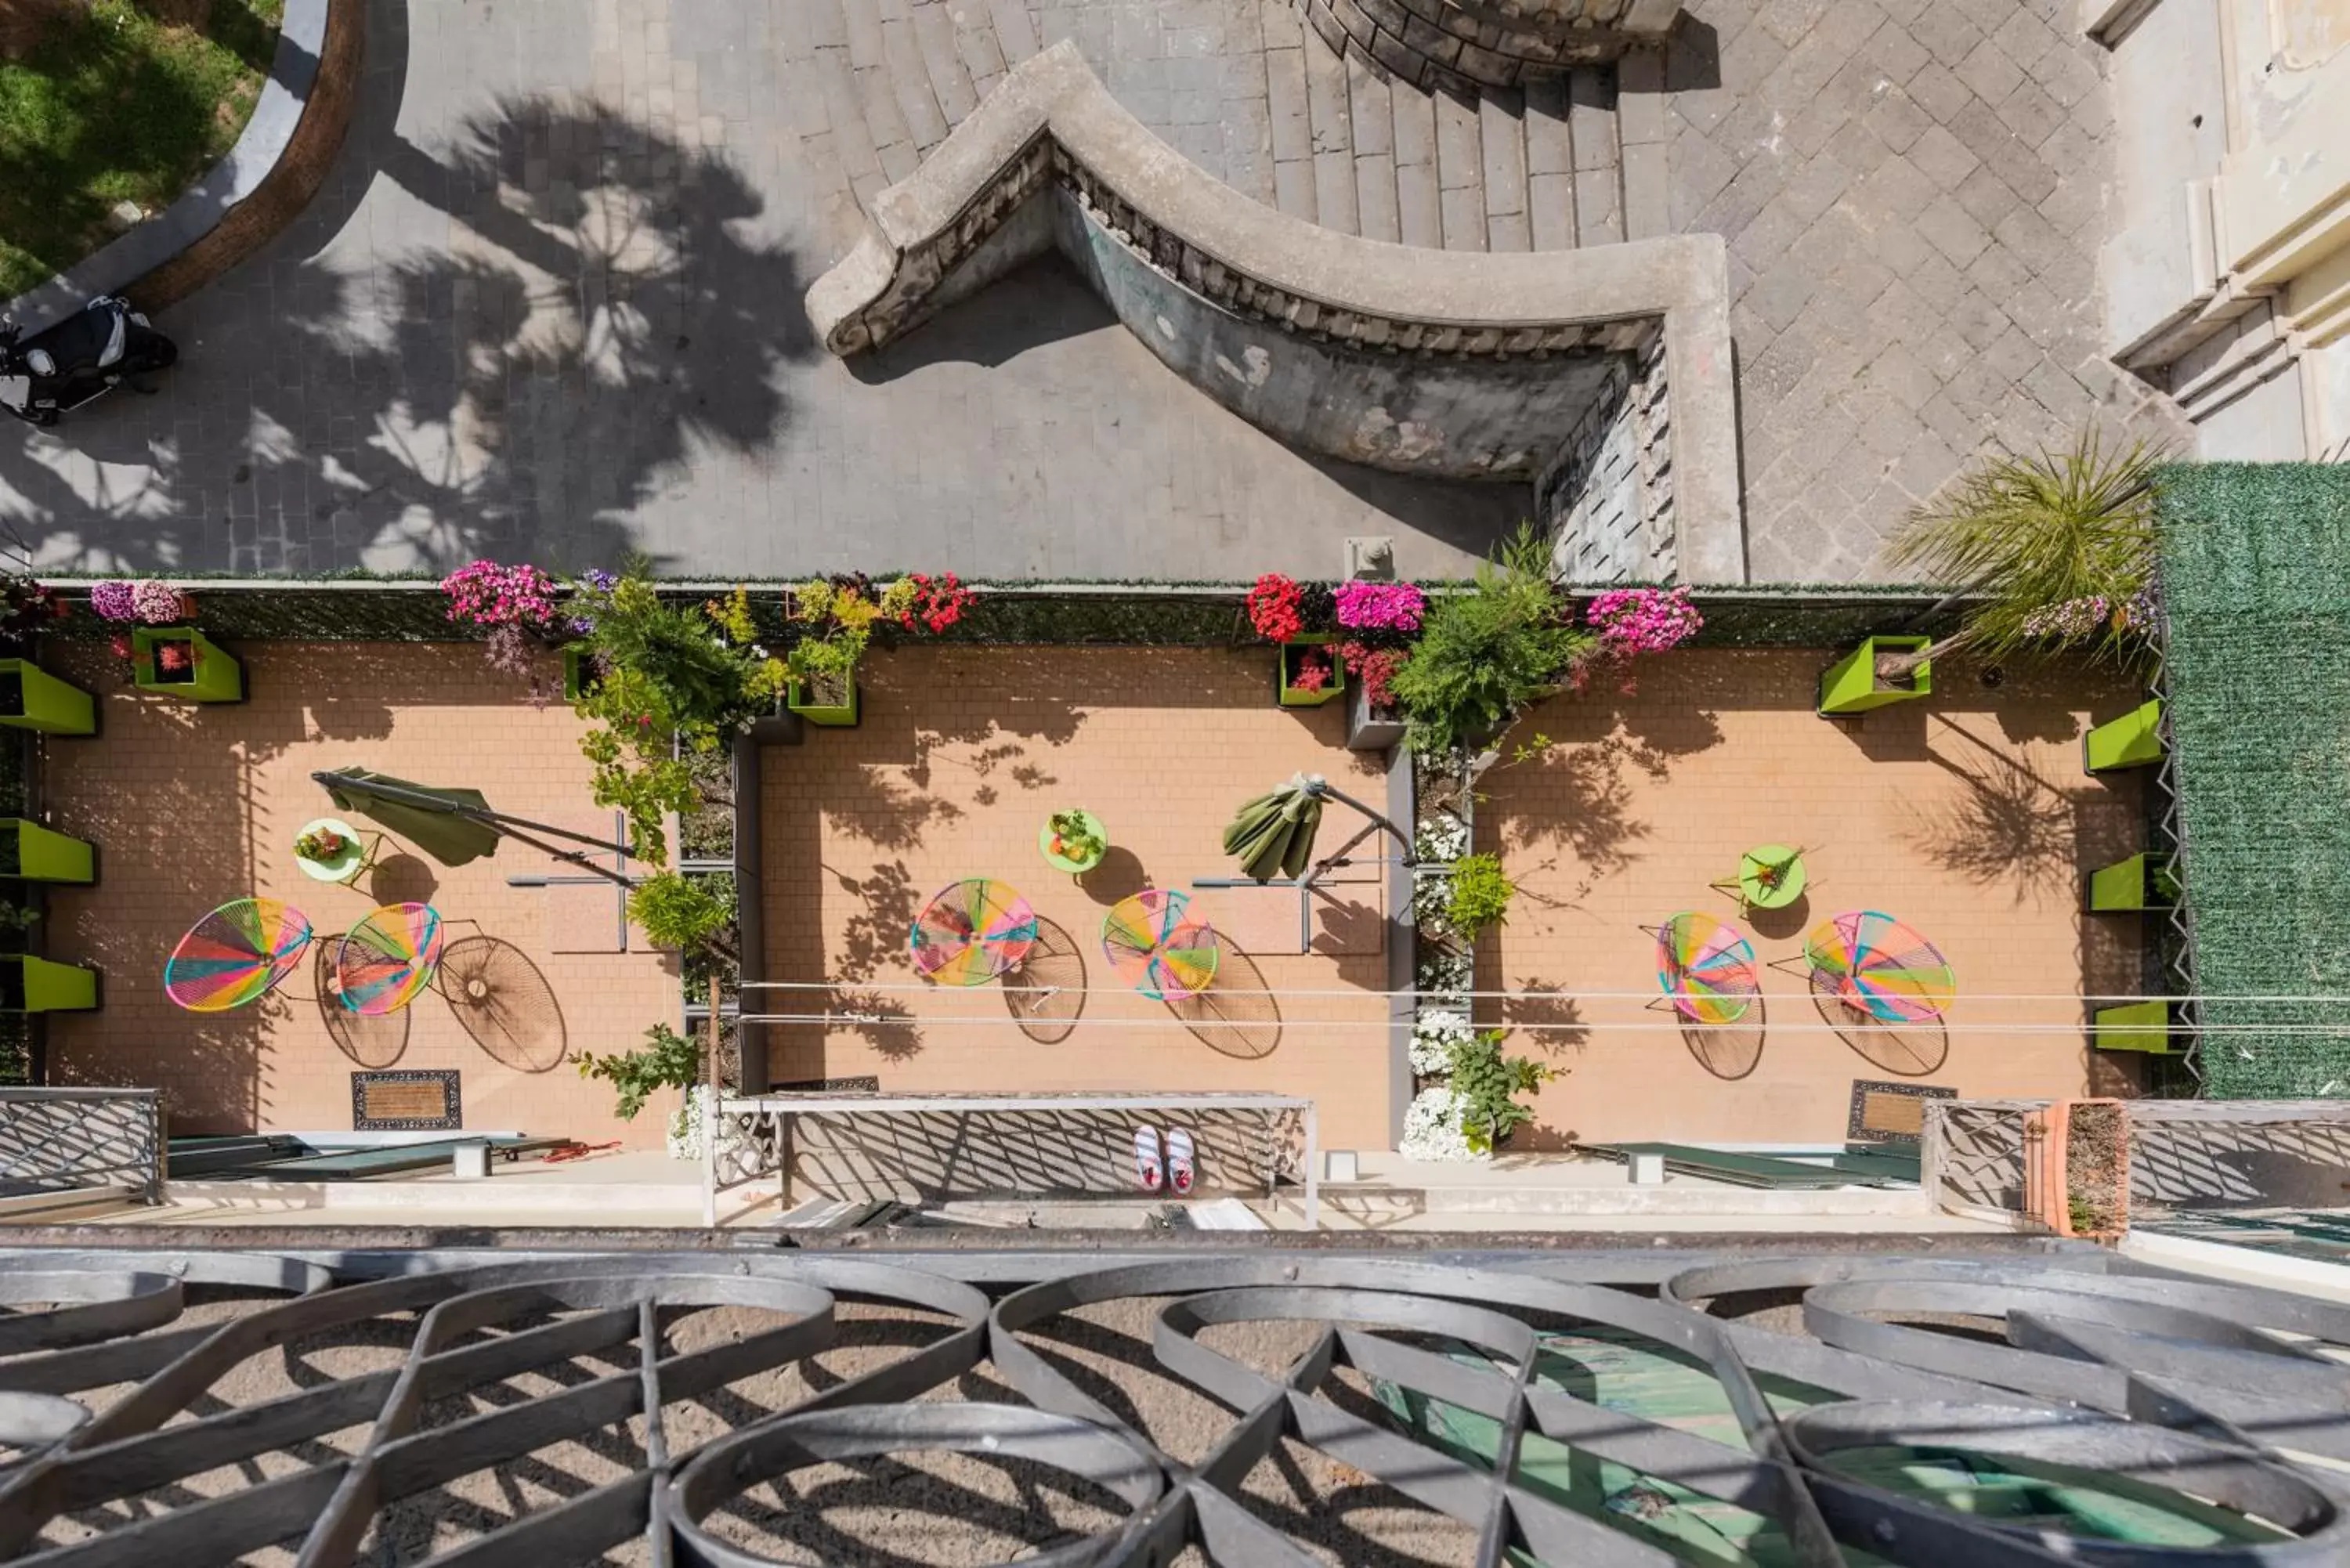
(1415, 811), (1468, 862)
(1413, 872), (1456, 939)
(1418, 949), (1472, 1007)
(1410, 1010), (1473, 1076)
(1397, 1086), (1478, 1162)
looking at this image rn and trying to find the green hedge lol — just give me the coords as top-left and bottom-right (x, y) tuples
(2158, 464), (2350, 1099)
(37, 577), (1963, 649)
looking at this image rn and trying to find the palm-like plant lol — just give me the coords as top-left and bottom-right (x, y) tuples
(1881, 432), (2170, 677)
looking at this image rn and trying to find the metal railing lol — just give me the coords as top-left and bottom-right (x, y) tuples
(703, 1088), (1317, 1227)
(0, 1087), (164, 1207)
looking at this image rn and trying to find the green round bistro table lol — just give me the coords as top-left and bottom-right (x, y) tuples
(1040, 811), (1108, 876)
(295, 818), (373, 885)
(1737, 844), (1807, 909)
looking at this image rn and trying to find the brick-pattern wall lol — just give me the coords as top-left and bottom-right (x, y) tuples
(761, 645), (1399, 1154)
(1475, 649), (2147, 1148)
(38, 643), (680, 1149)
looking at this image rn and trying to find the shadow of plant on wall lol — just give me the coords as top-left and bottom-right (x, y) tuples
(3, 94), (815, 571)
(1914, 721), (2093, 906)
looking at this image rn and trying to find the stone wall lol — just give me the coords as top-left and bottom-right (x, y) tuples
(1057, 194), (1629, 479)
(1302, 0), (1679, 93)
(1538, 329), (1674, 581)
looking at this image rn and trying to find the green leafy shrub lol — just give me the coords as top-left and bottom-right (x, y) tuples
(574, 1023), (700, 1120)
(1445, 853), (1514, 940)
(572, 571), (780, 862)
(1390, 526), (1592, 756)
(627, 872), (736, 953)
(1446, 1031), (1553, 1154)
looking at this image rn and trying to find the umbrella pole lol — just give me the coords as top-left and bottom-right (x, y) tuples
(1294, 783), (1413, 953)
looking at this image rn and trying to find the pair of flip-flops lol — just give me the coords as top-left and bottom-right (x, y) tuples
(1133, 1127), (1195, 1195)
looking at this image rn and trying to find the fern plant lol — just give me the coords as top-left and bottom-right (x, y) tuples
(1390, 525), (1591, 756)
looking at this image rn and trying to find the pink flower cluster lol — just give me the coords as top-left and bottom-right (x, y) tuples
(443, 561), (563, 630)
(1586, 586), (1701, 657)
(2020, 590), (2156, 643)
(89, 580), (190, 625)
(1334, 579), (1426, 632)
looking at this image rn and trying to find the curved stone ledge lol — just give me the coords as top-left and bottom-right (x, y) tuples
(1, 0), (362, 338)
(807, 42), (1742, 582)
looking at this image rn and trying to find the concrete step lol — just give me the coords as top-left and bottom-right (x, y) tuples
(802, 0), (1629, 251)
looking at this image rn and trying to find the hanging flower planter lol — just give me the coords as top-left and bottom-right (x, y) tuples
(0, 819), (94, 883)
(785, 670), (859, 727)
(0, 659), (95, 735)
(1278, 638), (1345, 708)
(2084, 699), (2164, 774)
(132, 627), (243, 703)
(1817, 635), (1932, 715)
(0, 955), (97, 1013)
(2084, 852), (2178, 913)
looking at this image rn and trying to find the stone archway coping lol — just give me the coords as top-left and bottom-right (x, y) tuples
(808, 42), (1743, 583)
(1, 0), (363, 339)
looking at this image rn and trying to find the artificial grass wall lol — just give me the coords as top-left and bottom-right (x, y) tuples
(2159, 464), (2350, 1097)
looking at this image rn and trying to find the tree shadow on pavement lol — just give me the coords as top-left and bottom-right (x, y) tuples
(4, 92), (815, 573)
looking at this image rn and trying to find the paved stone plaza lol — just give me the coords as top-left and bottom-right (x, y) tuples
(0, 0), (2187, 580)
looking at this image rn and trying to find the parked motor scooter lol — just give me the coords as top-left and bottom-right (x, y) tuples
(0, 296), (178, 428)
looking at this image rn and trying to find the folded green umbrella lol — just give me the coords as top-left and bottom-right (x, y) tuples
(1223, 773), (1325, 883)
(316, 768), (503, 868)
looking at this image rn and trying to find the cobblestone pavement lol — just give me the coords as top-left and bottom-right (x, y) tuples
(0, 0), (2189, 581)
(1663, 0), (2190, 580)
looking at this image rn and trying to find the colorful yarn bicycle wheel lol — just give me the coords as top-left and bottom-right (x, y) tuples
(164, 899), (313, 1013)
(335, 903), (446, 1016)
(910, 879), (1038, 986)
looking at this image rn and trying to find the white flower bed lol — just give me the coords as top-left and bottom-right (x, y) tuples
(1413, 873), (1456, 940)
(1398, 1086), (1478, 1162)
(1415, 810), (1468, 862)
(1417, 949), (1471, 1007)
(1409, 1010), (1473, 1075)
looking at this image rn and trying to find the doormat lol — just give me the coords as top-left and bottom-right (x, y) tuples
(1847, 1079), (1955, 1143)
(352, 1070), (461, 1130)
(769, 1075), (881, 1092)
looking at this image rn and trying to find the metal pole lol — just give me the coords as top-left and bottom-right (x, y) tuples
(700, 1083), (718, 1228)
(1304, 1103), (1320, 1230)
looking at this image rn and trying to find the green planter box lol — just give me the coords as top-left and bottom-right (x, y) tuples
(132, 628), (242, 703)
(0, 955), (97, 1013)
(786, 673), (859, 727)
(562, 645), (593, 701)
(2084, 699), (2164, 773)
(0, 819), (93, 883)
(0, 659), (94, 735)
(2091, 999), (2177, 1054)
(1817, 636), (1932, 714)
(2085, 851), (2176, 913)
(1278, 637), (1345, 708)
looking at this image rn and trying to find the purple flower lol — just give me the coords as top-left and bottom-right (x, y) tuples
(89, 580), (137, 622)
(1334, 580), (1426, 632)
(581, 569), (616, 591)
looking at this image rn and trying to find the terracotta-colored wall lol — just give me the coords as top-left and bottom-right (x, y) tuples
(761, 645), (1399, 1152)
(40, 642), (680, 1148)
(1477, 649), (2146, 1147)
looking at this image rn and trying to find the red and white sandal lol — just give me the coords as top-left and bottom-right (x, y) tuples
(1133, 1126), (1164, 1193)
(1166, 1128), (1196, 1196)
